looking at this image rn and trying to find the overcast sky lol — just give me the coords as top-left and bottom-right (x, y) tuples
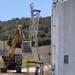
(0, 0), (52, 21)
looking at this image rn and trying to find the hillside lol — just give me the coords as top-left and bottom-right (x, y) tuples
(0, 16), (51, 47)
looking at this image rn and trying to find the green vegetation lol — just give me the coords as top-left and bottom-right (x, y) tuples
(0, 16), (51, 47)
(22, 57), (36, 68)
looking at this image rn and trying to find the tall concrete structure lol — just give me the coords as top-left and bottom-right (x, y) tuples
(51, 0), (75, 75)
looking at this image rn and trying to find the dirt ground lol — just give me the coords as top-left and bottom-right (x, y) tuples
(0, 72), (50, 75)
(0, 72), (35, 75)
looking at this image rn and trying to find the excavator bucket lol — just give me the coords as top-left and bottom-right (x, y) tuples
(22, 41), (32, 53)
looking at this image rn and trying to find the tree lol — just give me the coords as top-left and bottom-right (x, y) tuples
(0, 34), (8, 41)
(7, 36), (12, 46)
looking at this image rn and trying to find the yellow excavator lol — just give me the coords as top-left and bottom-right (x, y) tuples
(1, 25), (23, 73)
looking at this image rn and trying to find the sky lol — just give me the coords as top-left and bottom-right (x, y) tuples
(0, 0), (52, 21)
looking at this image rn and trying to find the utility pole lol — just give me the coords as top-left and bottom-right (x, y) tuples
(30, 3), (50, 75)
(30, 3), (44, 75)
(30, 3), (41, 61)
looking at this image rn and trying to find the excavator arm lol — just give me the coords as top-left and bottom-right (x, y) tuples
(10, 25), (22, 60)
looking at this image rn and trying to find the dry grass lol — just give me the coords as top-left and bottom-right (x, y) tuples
(0, 41), (5, 50)
(38, 45), (51, 64)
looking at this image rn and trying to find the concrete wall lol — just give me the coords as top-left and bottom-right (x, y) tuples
(51, 0), (75, 75)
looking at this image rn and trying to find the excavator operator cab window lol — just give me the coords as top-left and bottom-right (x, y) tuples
(15, 54), (22, 65)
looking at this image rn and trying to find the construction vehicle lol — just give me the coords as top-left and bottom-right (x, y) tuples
(1, 25), (23, 73)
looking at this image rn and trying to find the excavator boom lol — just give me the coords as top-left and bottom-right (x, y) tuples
(10, 25), (22, 60)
